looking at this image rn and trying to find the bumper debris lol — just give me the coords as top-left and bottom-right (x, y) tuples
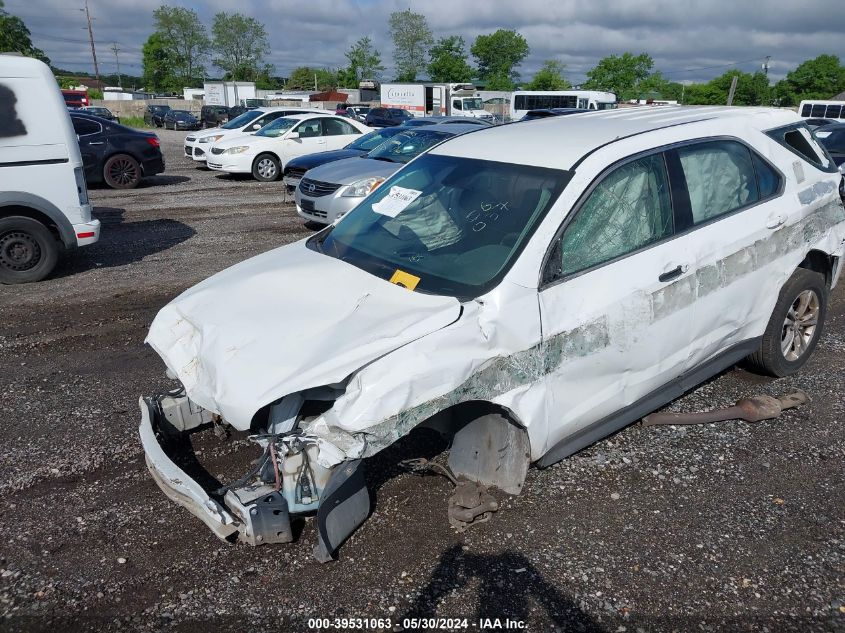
(641, 390), (810, 426)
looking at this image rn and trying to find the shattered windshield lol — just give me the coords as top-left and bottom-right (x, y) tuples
(317, 154), (570, 298)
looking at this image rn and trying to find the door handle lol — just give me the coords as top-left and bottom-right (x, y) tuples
(87, 141), (104, 145)
(658, 264), (687, 282)
(766, 213), (786, 229)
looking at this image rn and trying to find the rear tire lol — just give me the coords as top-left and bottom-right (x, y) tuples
(252, 154), (281, 182)
(0, 216), (60, 284)
(103, 154), (142, 189)
(745, 268), (828, 377)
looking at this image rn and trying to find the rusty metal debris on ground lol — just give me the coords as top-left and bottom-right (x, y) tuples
(402, 458), (499, 532)
(640, 390), (809, 427)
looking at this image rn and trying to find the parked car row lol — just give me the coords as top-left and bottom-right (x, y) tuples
(283, 127), (405, 191)
(295, 123), (481, 225)
(206, 114), (371, 182)
(183, 106), (325, 162)
(144, 104), (242, 129)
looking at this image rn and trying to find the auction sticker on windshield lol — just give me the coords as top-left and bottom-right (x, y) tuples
(388, 269), (421, 290)
(372, 186), (422, 217)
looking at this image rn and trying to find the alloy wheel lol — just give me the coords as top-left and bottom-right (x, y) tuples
(781, 289), (820, 361)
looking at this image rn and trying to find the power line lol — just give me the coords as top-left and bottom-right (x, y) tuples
(661, 57), (767, 76)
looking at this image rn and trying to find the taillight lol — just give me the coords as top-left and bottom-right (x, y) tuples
(146, 137), (160, 148)
(74, 166), (89, 206)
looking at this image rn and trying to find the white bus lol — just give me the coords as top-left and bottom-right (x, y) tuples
(510, 90), (617, 120)
(798, 100), (845, 123)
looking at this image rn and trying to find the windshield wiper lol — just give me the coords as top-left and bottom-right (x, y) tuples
(369, 156), (396, 163)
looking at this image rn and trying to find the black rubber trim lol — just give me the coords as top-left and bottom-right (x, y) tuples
(0, 158), (69, 168)
(316, 459), (366, 558)
(537, 337), (763, 468)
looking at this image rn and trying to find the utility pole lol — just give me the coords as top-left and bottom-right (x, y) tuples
(81, 0), (100, 83)
(726, 75), (738, 106)
(111, 42), (121, 89)
(762, 55), (771, 77)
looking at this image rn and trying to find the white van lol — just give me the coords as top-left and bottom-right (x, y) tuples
(0, 55), (100, 283)
(798, 99), (845, 123)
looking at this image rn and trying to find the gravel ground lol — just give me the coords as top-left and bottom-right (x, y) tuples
(0, 129), (843, 633)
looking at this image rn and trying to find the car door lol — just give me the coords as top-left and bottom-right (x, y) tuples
(668, 139), (789, 371)
(72, 117), (105, 179)
(281, 118), (326, 163)
(538, 151), (697, 460)
(322, 118), (362, 150)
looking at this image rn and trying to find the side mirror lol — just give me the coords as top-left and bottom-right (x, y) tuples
(288, 131), (300, 139)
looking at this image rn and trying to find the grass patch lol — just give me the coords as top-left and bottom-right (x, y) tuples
(120, 116), (152, 129)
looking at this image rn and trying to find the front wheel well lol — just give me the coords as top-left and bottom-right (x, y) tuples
(418, 400), (530, 495)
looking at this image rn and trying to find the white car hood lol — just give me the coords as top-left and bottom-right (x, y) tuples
(212, 133), (262, 151)
(197, 127), (223, 138)
(146, 240), (461, 430)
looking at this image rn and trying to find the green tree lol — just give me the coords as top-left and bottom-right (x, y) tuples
(286, 66), (338, 91)
(583, 52), (654, 100)
(427, 36), (473, 83)
(774, 54), (845, 106)
(211, 12), (271, 81)
(684, 70), (770, 106)
(526, 60), (570, 90)
(0, 0), (49, 64)
(153, 5), (210, 86)
(342, 36), (384, 87)
(388, 9), (433, 81)
(142, 32), (175, 92)
(634, 70), (670, 99)
(471, 29), (529, 90)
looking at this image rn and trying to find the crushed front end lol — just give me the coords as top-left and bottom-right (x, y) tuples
(139, 388), (369, 562)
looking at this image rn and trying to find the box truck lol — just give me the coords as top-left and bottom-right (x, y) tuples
(379, 83), (493, 121)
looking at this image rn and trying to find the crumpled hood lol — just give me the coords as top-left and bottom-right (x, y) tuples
(146, 240), (461, 430)
(306, 156), (402, 185)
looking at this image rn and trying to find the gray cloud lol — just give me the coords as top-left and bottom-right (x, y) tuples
(5, 0), (844, 86)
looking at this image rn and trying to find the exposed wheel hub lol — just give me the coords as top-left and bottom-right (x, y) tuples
(0, 230), (40, 271)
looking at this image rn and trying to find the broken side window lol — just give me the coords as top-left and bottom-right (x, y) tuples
(768, 124), (837, 174)
(678, 140), (759, 225)
(557, 152), (674, 277)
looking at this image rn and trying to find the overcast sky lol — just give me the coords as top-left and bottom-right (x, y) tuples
(5, 0), (844, 86)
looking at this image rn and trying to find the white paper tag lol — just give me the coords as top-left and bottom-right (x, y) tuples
(792, 160), (805, 184)
(372, 186), (422, 218)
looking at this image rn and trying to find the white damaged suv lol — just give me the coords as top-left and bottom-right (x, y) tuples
(140, 107), (845, 561)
